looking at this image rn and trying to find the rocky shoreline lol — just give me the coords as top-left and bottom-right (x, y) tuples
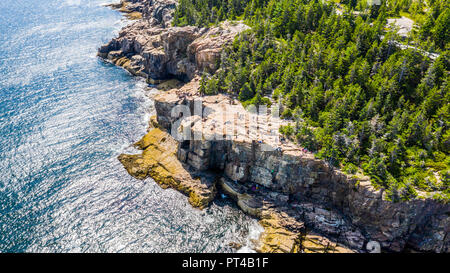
(99, 0), (449, 253)
(99, 0), (248, 83)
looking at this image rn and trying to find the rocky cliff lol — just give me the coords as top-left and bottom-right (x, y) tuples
(99, 1), (248, 82)
(149, 84), (449, 253)
(101, 0), (449, 253)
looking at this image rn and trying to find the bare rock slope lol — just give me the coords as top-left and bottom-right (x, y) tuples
(99, 1), (248, 81)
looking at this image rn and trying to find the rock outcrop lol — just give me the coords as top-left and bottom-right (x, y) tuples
(149, 82), (449, 253)
(99, 1), (248, 82)
(107, 0), (176, 25)
(103, 0), (449, 253)
(119, 126), (216, 209)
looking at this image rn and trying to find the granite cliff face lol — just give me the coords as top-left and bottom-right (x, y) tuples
(101, 0), (449, 253)
(151, 85), (449, 253)
(99, 1), (248, 82)
(107, 0), (176, 25)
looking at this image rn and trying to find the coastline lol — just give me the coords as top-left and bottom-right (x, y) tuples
(99, 0), (450, 253)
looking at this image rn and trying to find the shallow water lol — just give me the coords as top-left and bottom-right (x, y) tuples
(0, 0), (261, 253)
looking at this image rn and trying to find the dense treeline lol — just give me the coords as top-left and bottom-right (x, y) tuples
(174, 0), (449, 201)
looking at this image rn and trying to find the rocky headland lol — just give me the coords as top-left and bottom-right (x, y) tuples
(99, 0), (248, 82)
(99, 0), (449, 253)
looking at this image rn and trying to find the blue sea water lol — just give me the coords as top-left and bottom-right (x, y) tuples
(0, 0), (261, 253)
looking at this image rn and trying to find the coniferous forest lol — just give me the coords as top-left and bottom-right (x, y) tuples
(173, 0), (449, 202)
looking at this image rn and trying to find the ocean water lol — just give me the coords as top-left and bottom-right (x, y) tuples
(0, 0), (261, 253)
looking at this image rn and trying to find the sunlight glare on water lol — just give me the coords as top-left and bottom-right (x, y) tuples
(0, 0), (261, 253)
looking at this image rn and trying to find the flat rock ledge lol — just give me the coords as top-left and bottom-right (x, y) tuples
(118, 127), (216, 209)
